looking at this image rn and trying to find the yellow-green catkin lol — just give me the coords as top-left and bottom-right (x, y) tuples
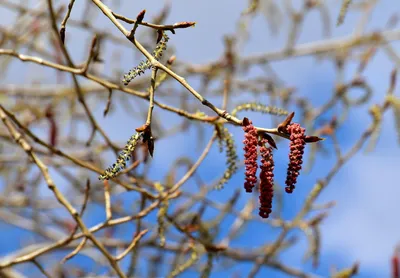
(231, 102), (288, 117)
(99, 132), (143, 180)
(122, 33), (169, 85)
(216, 124), (225, 153)
(155, 182), (168, 247)
(215, 126), (238, 190)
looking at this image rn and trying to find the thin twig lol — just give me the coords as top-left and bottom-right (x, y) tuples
(59, 0), (76, 43)
(115, 229), (149, 261)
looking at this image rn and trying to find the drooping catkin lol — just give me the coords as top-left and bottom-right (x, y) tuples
(258, 138), (274, 218)
(99, 132), (143, 180)
(155, 182), (168, 247)
(215, 126), (239, 190)
(242, 118), (258, 193)
(122, 33), (169, 85)
(285, 123), (306, 193)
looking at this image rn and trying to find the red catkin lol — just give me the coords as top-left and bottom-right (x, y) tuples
(392, 248), (400, 278)
(258, 139), (274, 218)
(243, 119), (258, 193)
(285, 123), (306, 194)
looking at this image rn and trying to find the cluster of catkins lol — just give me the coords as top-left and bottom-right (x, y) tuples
(242, 118), (306, 218)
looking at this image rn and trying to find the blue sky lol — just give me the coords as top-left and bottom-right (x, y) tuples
(1, 0), (400, 277)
